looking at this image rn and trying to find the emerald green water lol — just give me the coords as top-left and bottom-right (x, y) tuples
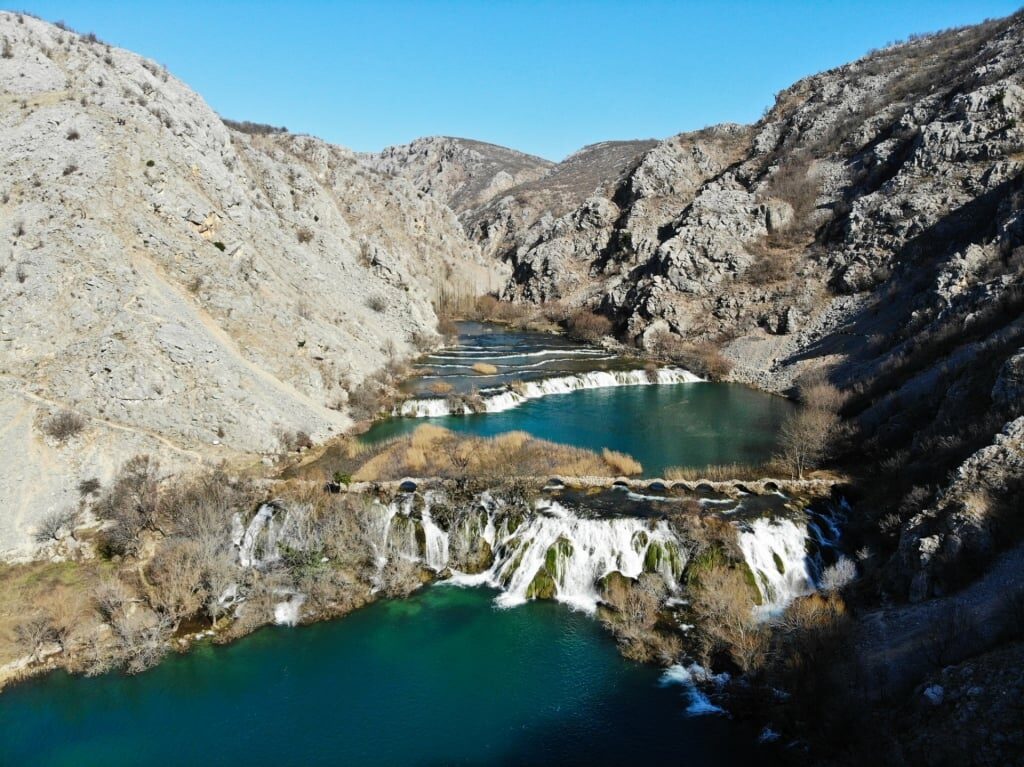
(364, 382), (793, 475)
(0, 587), (772, 766)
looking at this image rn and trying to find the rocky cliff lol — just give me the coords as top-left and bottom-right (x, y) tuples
(0, 13), (494, 557)
(361, 135), (553, 214)
(397, 13), (1024, 607)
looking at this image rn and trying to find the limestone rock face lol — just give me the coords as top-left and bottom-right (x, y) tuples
(897, 418), (1024, 601)
(411, 14), (1024, 402)
(361, 136), (553, 214)
(369, 12), (1024, 609)
(992, 349), (1024, 410)
(0, 13), (493, 557)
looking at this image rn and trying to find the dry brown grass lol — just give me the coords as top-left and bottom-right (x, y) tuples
(664, 462), (787, 481)
(471, 362), (498, 375)
(352, 425), (643, 481)
(428, 382), (454, 395)
(601, 448), (642, 476)
(0, 560), (113, 666)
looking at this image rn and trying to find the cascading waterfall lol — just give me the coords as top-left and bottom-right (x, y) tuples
(449, 500), (686, 613)
(420, 503), (450, 571)
(234, 488), (843, 637)
(397, 368), (702, 417)
(235, 503), (280, 568)
(736, 516), (818, 613)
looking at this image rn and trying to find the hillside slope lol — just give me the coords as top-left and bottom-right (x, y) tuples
(362, 135), (553, 214)
(0, 13), (493, 557)
(417, 15), (1024, 607)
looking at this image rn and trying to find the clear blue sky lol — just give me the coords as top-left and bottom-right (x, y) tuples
(15, 0), (1022, 159)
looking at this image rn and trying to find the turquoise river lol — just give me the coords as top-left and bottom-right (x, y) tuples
(0, 324), (794, 765)
(0, 587), (775, 766)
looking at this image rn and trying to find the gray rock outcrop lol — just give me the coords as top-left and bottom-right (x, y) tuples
(0, 13), (494, 557)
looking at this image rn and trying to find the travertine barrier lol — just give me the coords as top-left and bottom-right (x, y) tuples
(339, 475), (843, 498)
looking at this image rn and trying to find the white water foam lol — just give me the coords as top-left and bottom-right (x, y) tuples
(397, 368), (702, 417)
(660, 664), (727, 716)
(736, 516), (817, 613)
(449, 500), (685, 613)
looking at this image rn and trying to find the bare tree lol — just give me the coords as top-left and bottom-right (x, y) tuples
(33, 507), (77, 543)
(777, 406), (839, 479)
(820, 556), (857, 592)
(95, 455), (163, 554)
(147, 540), (208, 630)
(14, 612), (57, 657)
(691, 565), (768, 672)
(202, 551), (239, 627)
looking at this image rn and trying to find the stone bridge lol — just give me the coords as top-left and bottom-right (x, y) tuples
(337, 475), (845, 498)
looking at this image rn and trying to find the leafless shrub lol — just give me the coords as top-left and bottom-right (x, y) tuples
(646, 328), (732, 380)
(566, 310), (612, 342)
(221, 118), (288, 135)
(62, 163), (78, 176)
(78, 477), (101, 497)
(777, 373), (842, 478)
(820, 556), (857, 592)
(743, 243), (796, 284)
(94, 455), (162, 556)
(690, 563), (768, 672)
(437, 316), (459, 336)
(1, 36), (12, 59)
(366, 294), (387, 313)
(34, 507), (77, 543)
(275, 429), (314, 453)
(14, 612), (58, 655)
(377, 556), (426, 598)
(347, 378), (386, 421)
(42, 411), (86, 441)
(147, 540), (207, 630)
(296, 226), (313, 244)
(777, 407), (839, 479)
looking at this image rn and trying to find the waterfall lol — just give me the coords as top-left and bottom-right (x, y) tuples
(237, 488), (841, 630)
(397, 367), (702, 417)
(450, 500), (686, 613)
(660, 664), (727, 716)
(273, 593), (305, 626)
(236, 503), (279, 568)
(420, 504), (450, 571)
(736, 516), (817, 613)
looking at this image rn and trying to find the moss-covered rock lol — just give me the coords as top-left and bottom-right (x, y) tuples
(644, 540), (684, 580)
(684, 545), (727, 587)
(526, 568), (557, 599)
(503, 511), (523, 536)
(773, 551), (786, 575)
(388, 515), (424, 559)
(544, 537), (574, 582)
(740, 561), (765, 606)
(498, 543), (526, 588)
(463, 539), (494, 574)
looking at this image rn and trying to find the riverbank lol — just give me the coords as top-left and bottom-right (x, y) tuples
(0, 456), (843, 697)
